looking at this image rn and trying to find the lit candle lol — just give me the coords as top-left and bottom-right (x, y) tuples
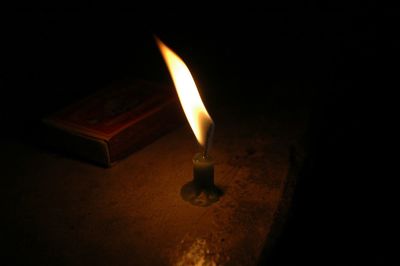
(156, 37), (221, 206)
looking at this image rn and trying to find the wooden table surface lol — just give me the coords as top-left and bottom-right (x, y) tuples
(2, 101), (308, 266)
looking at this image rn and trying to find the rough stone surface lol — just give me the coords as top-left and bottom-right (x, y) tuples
(2, 105), (307, 266)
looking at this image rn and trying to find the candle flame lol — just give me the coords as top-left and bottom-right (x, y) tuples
(156, 37), (214, 147)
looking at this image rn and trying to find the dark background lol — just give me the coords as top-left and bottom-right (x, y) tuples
(1, 8), (396, 265)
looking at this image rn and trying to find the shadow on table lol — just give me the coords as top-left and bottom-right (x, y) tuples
(259, 78), (396, 265)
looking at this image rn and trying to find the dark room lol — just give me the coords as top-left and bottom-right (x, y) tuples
(1, 6), (396, 266)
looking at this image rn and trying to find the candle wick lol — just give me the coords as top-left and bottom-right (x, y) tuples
(203, 123), (214, 158)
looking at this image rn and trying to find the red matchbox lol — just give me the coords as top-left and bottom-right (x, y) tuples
(42, 79), (183, 167)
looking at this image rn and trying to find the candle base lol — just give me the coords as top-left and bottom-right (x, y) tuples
(180, 181), (223, 207)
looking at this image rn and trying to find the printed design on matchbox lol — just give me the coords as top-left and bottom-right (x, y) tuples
(53, 81), (173, 137)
